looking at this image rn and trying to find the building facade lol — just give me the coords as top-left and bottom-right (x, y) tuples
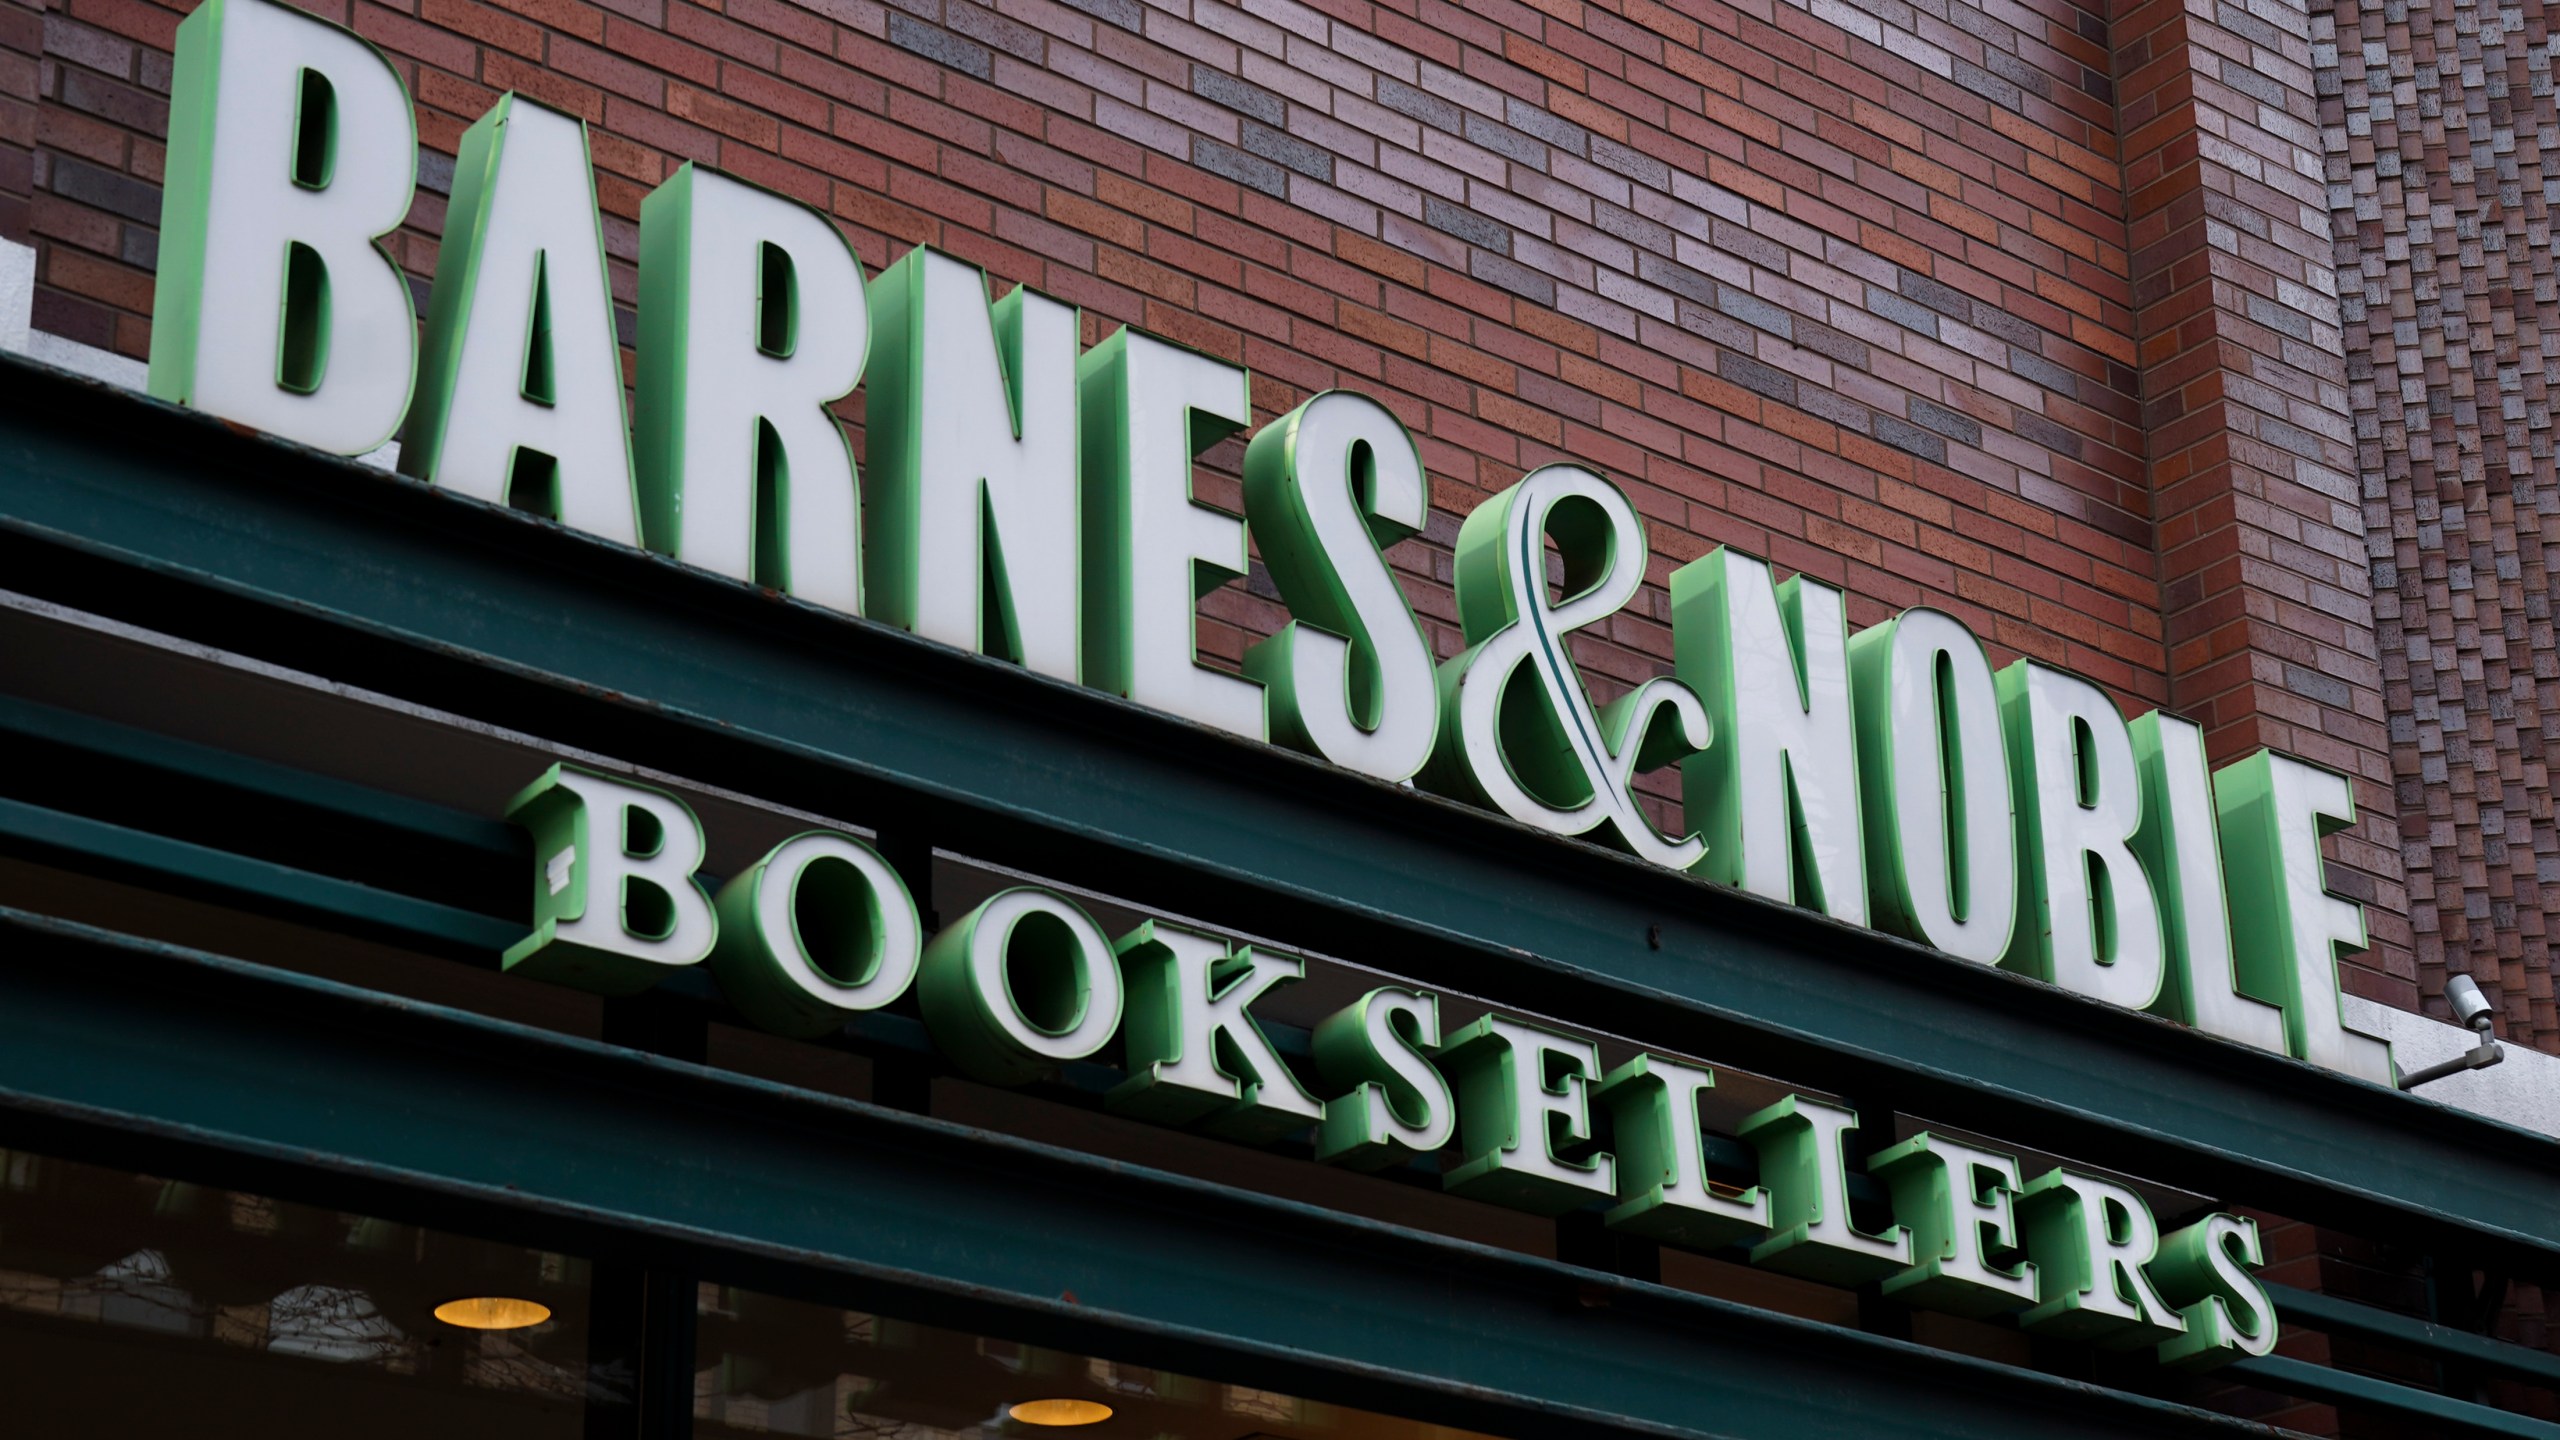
(0, 0), (2554, 1431)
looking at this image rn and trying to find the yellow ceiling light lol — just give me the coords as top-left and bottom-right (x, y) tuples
(1007, 1398), (1113, 1427)
(432, 1296), (553, 1330)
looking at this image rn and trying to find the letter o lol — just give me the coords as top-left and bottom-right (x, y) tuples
(919, 887), (1124, 1085)
(709, 831), (921, 1038)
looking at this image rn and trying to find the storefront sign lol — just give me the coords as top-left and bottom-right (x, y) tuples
(503, 760), (2283, 1371)
(143, 0), (2393, 1088)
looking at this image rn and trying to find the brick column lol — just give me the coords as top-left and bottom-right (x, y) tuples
(0, 0), (36, 246)
(2115, 0), (2413, 1009)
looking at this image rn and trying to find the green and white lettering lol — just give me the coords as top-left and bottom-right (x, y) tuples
(1110, 921), (1324, 1141)
(1673, 550), (1865, 921)
(1868, 1132), (2038, 1316)
(1595, 1053), (1771, 1250)
(2152, 1212), (2279, 1369)
(2217, 751), (2395, 1084)
(1847, 608), (2016, 964)
(2132, 713), (2286, 1053)
(708, 831), (921, 1039)
(501, 764), (717, 996)
(1424, 465), (1708, 866)
(918, 887), (1124, 1086)
(404, 95), (638, 544)
(1737, 1095), (1911, 1283)
(2000, 661), (2165, 1010)
(1438, 1012), (1616, 1215)
(2015, 1168), (2187, 1346)
(1242, 392), (1439, 782)
(635, 164), (868, 611)
(864, 247), (1080, 678)
(1311, 987), (1453, 1169)
(150, 0), (417, 455)
(1077, 329), (1262, 738)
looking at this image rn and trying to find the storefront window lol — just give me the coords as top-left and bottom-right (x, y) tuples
(1, 1144), (1494, 1440)
(0, 1150), (591, 1435)
(694, 1282), (1498, 1440)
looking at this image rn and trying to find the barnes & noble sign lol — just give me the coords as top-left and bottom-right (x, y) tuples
(148, 0), (2390, 1089)
(125, 0), (2420, 1369)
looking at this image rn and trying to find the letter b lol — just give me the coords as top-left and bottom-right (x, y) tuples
(151, 0), (419, 455)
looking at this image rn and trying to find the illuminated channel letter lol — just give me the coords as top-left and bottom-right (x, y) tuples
(1077, 328), (1262, 739)
(2216, 751), (2395, 1084)
(404, 96), (638, 544)
(1998, 661), (2166, 1010)
(150, 0), (417, 455)
(1311, 987), (1454, 1169)
(708, 831), (921, 1039)
(918, 887), (1123, 1086)
(865, 248), (1079, 679)
(2014, 1168), (2187, 1346)
(1437, 1013), (1616, 1214)
(1110, 921), (1324, 1141)
(1868, 1133), (2038, 1316)
(1241, 391), (1439, 782)
(502, 764), (717, 996)
(1847, 609), (2016, 964)
(1673, 550), (1866, 920)
(1423, 466), (1709, 866)
(2131, 713), (2286, 1053)
(1737, 1095), (1911, 1283)
(2152, 1213), (2279, 1369)
(635, 164), (868, 612)
(1594, 1054), (1771, 1250)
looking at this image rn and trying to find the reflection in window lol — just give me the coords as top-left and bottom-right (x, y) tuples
(695, 1284), (1501, 1440)
(0, 1149), (590, 1437)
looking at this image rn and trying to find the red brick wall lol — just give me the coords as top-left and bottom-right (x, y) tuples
(0, 0), (2504, 1030)
(2323, 0), (2559, 1051)
(9, 0), (2157, 733)
(10, 0), (2560, 1420)
(2112, 0), (2410, 1009)
(1, 0), (41, 255)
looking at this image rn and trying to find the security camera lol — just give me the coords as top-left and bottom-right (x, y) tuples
(2401, 973), (2505, 1091)
(2446, 973), (2496, 1034)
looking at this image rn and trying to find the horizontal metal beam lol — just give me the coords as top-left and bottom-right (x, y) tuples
(2269, 1284), (2560, 1393)
(0, 690), (518, 859)
(0, 907), (2309, 1440)
(2227, 1356), (2560, 1440)
(0, 793), (521, 957)
(1, 360), (2556, 1281)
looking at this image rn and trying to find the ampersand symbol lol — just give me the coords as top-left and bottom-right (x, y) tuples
(1421, 465), (1712, 868)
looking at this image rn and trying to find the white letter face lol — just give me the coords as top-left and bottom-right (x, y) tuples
(1595, 1054), (1770, 1250)
(1851, 608), (2016, 965)
(502, 764), (718, 996)
(404, 97), (637, 546)
(1740, 1095), (1911, 1284)
(865, 248), (1080, 679)
(1078, 329), (1263, 740)
(1242, 391), (1438, 782)
(1312, 987), (1454, 1167)
(918, 888), (1126, 1086)
(1426, 466), (1709, 866)
(149, 0), (417, 454)
(2217, 752), (2394, 1083)
(1439, 1014), (1617, 1216)
(636, 165), (868, 612)
(708, 830), (922, 1038)
(1673, 549), (1866, 922)
(2017, 1169), (2186, 1345)
(2000, 661), (2165, 1011)
(1870, 1132), (2038, 1317)
(1109, 924), (1323, 1141)
(2132, 712), (2286, 1053)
